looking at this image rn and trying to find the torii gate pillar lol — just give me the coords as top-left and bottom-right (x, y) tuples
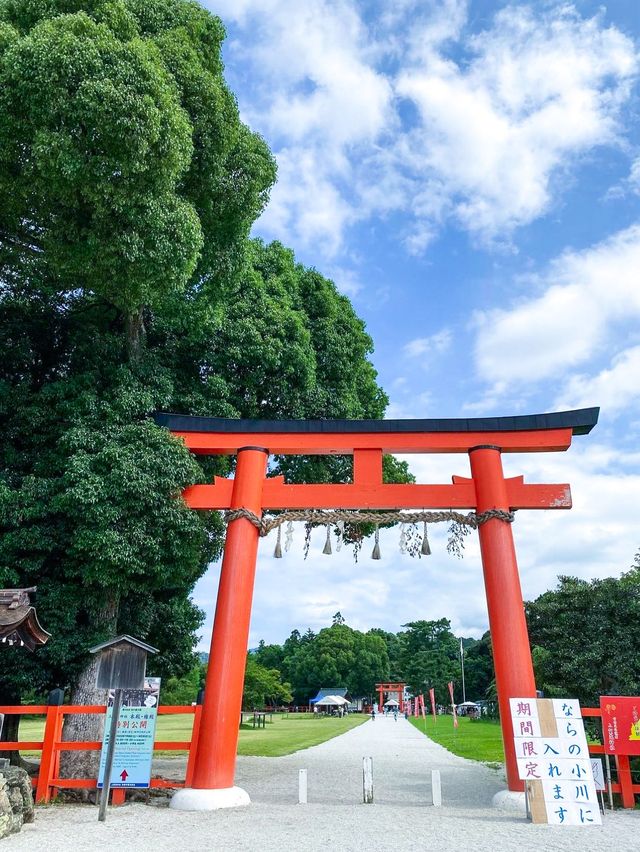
(172, 446), (268, 810)
(469, 445), (536, 789)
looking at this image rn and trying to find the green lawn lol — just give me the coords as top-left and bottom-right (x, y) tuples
(410, 715), (505, 764)
(14, 711), (367, 759)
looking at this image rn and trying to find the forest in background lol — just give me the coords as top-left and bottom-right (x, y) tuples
(162, 553), (640, 713)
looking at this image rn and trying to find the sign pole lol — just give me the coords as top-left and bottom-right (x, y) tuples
(98, 687), (123, 822)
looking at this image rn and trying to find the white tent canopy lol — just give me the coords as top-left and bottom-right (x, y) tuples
(383, 699), (400, 706)
(315, 695), (349, 706)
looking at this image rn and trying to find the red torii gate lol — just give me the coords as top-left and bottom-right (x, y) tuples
(376, 682), (406, 713)
(155, 407), (598, 810)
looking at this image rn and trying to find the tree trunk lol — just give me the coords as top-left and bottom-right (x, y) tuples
(125, 307), (145, 363)
(58, 595), (118, 794)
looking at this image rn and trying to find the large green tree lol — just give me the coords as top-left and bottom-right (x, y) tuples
(526, 568), (640, 707)
(242, 656), (292, 710)
(395, 619), (461, 703)
(0, 0), (274, 357)
(282, 621), (389, 704)
(0, 0), (398, 781)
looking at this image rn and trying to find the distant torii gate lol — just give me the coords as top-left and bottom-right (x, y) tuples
(376, 682), (406, 713)
(155, 407), (599, 810)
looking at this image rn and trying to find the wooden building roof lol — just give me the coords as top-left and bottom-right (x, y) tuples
(0, 588), (51, 651)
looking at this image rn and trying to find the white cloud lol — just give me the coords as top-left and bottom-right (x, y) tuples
(404, 329), (452, 358)
(473, 223), (640, 388)
(395, 5), (637, 243)
(559, 345), (640, 414)
(205, 1), (638, 255)
(207, 0), (394, 254)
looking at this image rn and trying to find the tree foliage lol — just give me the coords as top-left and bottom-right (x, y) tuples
(394, 619), (461, 701)
(273, 621), (389, 704)
(0, 0), (395, 720)
(526, 570), (640, 706)
(242, 656), (292, 710)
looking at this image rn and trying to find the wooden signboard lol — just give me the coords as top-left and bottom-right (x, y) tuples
(510, 698), (601, 825)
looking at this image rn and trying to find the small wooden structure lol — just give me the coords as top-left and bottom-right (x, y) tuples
(89, 635), (158, 690)
(0, 588), (50, 651)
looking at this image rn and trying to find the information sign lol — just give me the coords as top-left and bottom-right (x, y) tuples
(98, 677), (160, 789)
(600, 696), (640, 756)
(510, 697), (601, 826)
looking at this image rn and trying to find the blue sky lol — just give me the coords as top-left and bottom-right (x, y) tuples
(193, 0), (640, 651)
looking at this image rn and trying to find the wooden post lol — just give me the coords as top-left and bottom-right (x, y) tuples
(469, 446), (537, 793)
(431, 769), (441, 807)
(35, 705), (61, 803)
(363, 757), (374, 803)
(184, 705), (202, 789)
(298, 769), (307, 804)
(616, 754), (635, 808)
(178, 447), (267, 805)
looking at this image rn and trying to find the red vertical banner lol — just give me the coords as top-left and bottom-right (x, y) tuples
(448, 681), (458, 728)
(429, 687), (437, 721)
(414, 697), (419, 716)
(600, 696), (640, 755)
(419, 694), (426, 720)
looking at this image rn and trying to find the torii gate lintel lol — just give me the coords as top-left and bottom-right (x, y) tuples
(155, 407), (599, 811)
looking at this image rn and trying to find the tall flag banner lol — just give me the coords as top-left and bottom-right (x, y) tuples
(448, 681), (458, 728)
(429, 687), (437, 721)
(414, 696), (419, 716)
(419, 694), (426, 720)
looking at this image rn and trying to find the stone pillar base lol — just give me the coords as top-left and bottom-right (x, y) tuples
(492, 789), (526, 813)
(169, 786), (250, 811)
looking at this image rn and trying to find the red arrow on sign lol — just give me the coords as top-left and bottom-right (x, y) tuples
(120, 770), (128, 781)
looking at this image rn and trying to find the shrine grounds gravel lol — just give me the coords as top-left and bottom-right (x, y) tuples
(13, 715), (638, 851)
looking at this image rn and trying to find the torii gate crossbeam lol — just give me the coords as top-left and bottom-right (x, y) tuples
(154, 407), (599, 811)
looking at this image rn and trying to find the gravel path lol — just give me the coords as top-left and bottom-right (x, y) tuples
(12, 715), (638, 851)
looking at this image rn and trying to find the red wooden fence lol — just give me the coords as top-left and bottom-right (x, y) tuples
(0, 703), (637, 807)
(0, 703), (202, 804)
(581, 706), (639, 808)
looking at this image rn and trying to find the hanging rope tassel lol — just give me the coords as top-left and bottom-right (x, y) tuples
(421, 521), (431, 556)
(323, 524), (332, 555)
(371, 524), (381, 560)
(274, 525), (283, 558)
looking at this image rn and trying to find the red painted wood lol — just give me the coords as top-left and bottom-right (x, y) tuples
(183, 479), (571, 511)
(185, 705), (202, 788)
(191, 447), (268, 791)
(469, 447), (537, 794)
(111, 788), (126, 806)
(35, 706), (61, 803)
(175, 427), (574, 456)
(0, 705), (48, 714)
(353, 449), (383, 484)
(616, 754), (636, 808)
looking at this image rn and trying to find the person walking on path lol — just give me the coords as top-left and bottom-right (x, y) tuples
(370, 708), (375, 721)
